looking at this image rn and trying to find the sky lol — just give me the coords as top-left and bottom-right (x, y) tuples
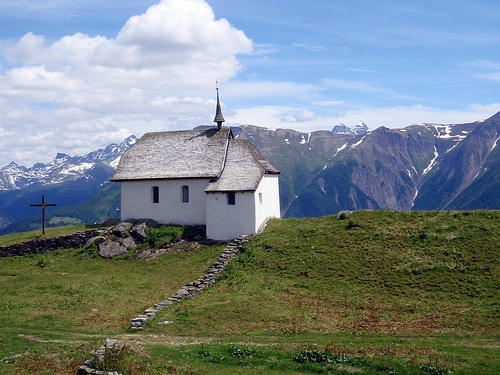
(0, 0), (499, 167)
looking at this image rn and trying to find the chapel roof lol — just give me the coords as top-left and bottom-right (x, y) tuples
(205, 139), (280, 192)
(111, 127), (231, 181)
(111, 126), (280, 192)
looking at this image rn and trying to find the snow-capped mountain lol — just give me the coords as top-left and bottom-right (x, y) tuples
(234, 112), (499, 216)
(0, 136), (137, 191)
(1, 111), (498, 234)
(332, 121), (369, 135)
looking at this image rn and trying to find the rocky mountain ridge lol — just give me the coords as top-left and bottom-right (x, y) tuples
(0, 112), (498, 233)
(0, 135), (137, 190)
(232, 111), (499, 216)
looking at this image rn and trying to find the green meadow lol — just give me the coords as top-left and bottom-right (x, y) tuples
(0, 210), (498, 374)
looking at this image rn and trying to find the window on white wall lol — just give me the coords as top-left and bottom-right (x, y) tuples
(152, 186), (160, 203)
(227, 191), (236, 205)
(182, 185), (189, 203)
(259, 192), (263, 204)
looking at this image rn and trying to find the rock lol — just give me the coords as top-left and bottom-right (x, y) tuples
(118, 236), (137, 248)
(174, 287), (191, 299)
(84, 236), (107, 249)
(125, 218), (161, 228)
(102, 218), (121, 226)
(337, 210), (353, 220)
(112, 222), (133, 238)
(98, 239), (129, 259)
(78, 339), (125, 375)
(131, 223), (148, 241)
(141, 219), (161, 228)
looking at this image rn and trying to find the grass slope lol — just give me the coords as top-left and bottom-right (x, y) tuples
(0, 211), (498, 374)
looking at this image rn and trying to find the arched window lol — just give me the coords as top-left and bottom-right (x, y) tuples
(182, 185), (189, 203)
(152, 186), (160, 203)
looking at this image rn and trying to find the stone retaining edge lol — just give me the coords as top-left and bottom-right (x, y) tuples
(130, 234), (251, 330)
(77, 234), (251, 374)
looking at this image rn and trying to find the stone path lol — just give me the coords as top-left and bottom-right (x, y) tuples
(130, 234), (250, 330)
(78, 234), (251, 374)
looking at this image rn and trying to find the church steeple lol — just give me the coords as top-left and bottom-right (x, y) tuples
(213, 80), (225, 130)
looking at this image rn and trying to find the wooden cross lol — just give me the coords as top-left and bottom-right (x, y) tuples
(30, 195), (57, 234)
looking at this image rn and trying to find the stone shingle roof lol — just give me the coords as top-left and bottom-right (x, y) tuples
(205, 139), (280, 192)
(111, 127), (280, 192)
(111, 128), (231, 181)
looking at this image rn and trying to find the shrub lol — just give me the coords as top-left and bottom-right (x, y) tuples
(420, 364), (453, 375)
(345, 220), (360, 230)
(145, 226), (184, 248)
(293, 349), (349, 364)
(229, 345), (254, 358)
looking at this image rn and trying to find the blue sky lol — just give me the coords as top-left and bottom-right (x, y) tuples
(0, 0), (499, 167)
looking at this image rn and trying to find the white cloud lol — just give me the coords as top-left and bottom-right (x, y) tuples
(466, 60), (500, 82)
(0, 0), (498, 169)
(226, 80), (320, 98)
(476, 73), (500, 82)
(280, 109), (317, 123)
(324, 78), (399, 96)
(0, 0), (253, 167)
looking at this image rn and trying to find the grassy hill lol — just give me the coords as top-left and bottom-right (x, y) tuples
(0, 211), (498, 374)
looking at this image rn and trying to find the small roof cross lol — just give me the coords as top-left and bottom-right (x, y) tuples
(30, 195), (57, 234)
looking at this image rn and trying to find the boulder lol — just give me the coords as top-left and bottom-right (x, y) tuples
(102, 218), (121, 227)
(112, 222), (133, 238)
(98, 239), (129, 259)
(118, 236), (137, 248)
(131, 222), (148, 241)
(139, 219), (161, 228)
(84, 236), (107, 249)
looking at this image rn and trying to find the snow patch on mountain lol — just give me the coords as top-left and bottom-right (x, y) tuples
(300, 133), (311, 144)
(411, 188), (419, 208)
(446, 141), (461, 154)
(423, 146), (439, 175)
(332, 143), (348, 158)
(426, 124), (469, 140)
(350, 135), (367, 150)
(491, 138), (499, 152)
(0, 135), (137, 191)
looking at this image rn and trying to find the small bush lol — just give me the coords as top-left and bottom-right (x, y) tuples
(79, 244), (99, 258)
(420, 364), (453, 375)
(293, 349), (349, 364)
(145, 226), (184, 248)
(229, 345), (254, 358)
(35, 257), (52, 268)
(345, 220), (360, 230)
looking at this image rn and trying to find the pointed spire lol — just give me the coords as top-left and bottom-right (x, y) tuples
(213, 80), (225, 130)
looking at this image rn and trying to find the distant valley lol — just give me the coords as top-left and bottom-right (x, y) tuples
(1, 111), (498, 234)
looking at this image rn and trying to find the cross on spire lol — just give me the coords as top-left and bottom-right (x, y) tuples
(213, 80), (225, 130)
(30, 195), (57, 234)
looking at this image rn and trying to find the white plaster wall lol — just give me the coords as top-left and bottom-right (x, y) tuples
(206, 191), (256, 241)
(254, 174), (281, 230)
(120, 179), (209, 225)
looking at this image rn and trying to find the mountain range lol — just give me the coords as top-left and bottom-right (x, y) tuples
(0, 112), (498, 234)
(0, 136), (137, 232)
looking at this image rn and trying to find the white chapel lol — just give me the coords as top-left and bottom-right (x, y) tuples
(111, 86), (280, 240)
